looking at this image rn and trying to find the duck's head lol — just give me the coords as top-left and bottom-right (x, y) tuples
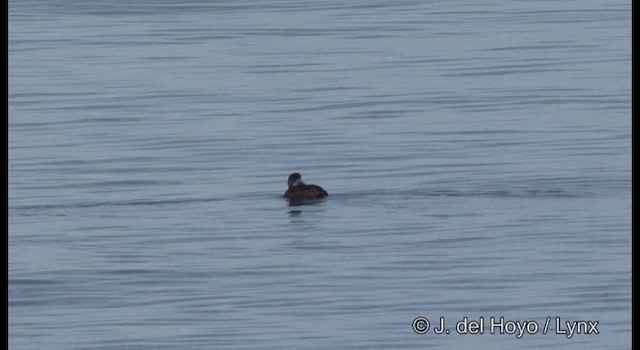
(287, 173), (302, 188)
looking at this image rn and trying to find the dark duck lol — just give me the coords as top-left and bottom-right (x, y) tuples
(283, 173), (328, 204)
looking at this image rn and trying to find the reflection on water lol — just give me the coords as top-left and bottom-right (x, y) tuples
(288, 210), (303, 217)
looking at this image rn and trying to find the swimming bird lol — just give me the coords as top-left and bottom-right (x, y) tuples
(283, 173), (328, 204)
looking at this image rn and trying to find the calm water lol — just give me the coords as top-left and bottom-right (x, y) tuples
(9, 0), (630, 349)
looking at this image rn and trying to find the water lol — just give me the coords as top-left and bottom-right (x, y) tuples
(9, 0), (630, 349)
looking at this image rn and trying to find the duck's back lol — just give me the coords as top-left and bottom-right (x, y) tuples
(284, 184), (328, 202)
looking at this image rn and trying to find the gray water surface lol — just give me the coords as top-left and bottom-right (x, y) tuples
(9, 0), (630, 349)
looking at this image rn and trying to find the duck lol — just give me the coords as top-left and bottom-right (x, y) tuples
(283, 173), (328, 203)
